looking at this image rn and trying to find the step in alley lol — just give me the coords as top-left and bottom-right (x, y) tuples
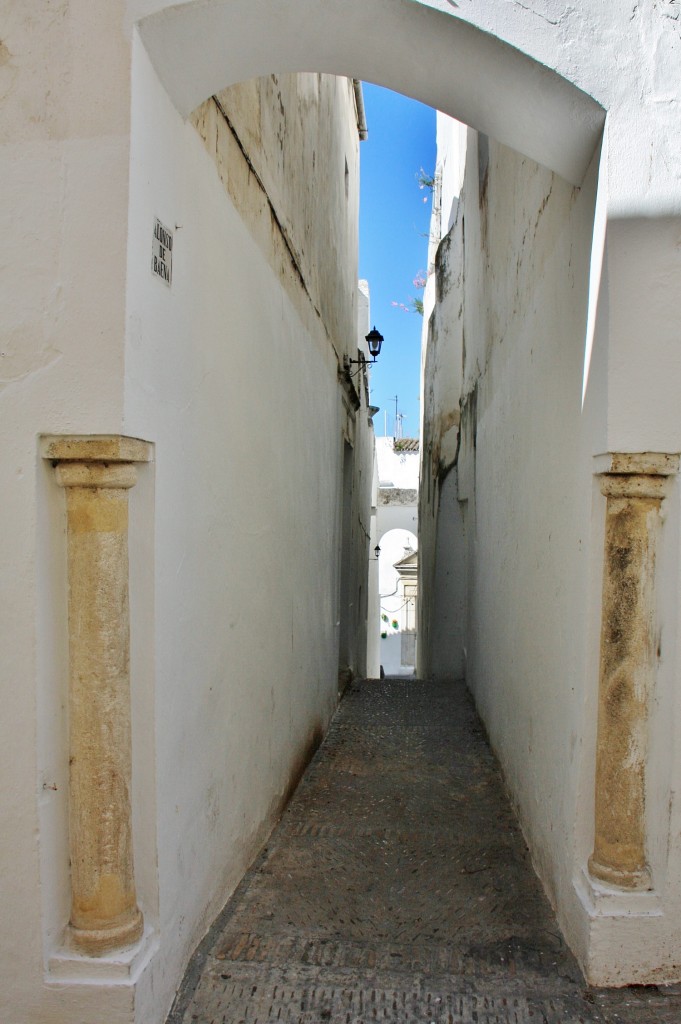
(167, 679), (681, 1024)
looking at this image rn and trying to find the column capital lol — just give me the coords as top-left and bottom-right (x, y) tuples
(41, 434), (153, 466)
(55, 463), (140, 491)
(599, 474), (670, 501)
(595, 452), (679, 500)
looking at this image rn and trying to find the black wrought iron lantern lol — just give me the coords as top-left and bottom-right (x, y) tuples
(344, 326), (384, 379)
(365, 326), (384, 361)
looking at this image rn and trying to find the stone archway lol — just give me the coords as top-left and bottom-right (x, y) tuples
(133, 0), (604, 186)
(124, 0), (660, 999)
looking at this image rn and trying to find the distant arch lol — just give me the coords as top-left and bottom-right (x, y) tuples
(378, 529), (418, 568)
(133, 0), (605, 185)
(377, 505), (418, 549)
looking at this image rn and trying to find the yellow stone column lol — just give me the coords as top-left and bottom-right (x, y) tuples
(44, 435), (152, 954)
(589, 453), (678, 890)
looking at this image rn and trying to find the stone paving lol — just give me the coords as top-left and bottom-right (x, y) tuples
(167, 679), (681, 1024)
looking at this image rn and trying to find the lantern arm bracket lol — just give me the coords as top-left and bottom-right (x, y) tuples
(343, 353), (375, 379)
(343, 326), (384, 379)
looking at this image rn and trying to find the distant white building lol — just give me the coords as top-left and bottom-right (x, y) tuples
(373, 437), (419, 676)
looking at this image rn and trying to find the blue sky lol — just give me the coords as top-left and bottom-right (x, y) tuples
(359, 84), (436, 440)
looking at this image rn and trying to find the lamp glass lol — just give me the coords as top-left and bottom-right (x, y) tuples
(366, 327), (383, 359)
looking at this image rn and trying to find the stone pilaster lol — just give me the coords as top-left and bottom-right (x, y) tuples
(589, 453), (678, 889)
(44, 435), (152, 954)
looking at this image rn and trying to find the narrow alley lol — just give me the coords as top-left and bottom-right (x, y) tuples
(166, 680), (681, 1024)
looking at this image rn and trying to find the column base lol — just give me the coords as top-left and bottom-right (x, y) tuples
(69, 908), (144, 956)
(588, 854), (652, 891)
(576, 865), (661, 917)
(573, 867), (668, 986)
(48, 921), (157, 985)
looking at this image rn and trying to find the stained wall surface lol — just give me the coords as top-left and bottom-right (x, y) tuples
(418, 117), (467, 682)
(452, 130), (603, 971)
(419, 113), (681, 984)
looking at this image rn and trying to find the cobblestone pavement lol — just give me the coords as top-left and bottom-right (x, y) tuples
(167, 679), (681, 1024)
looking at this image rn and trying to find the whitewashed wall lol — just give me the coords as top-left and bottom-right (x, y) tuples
(124, 51), (370, 1024)
(1, 5), (134, 1022)
(453, 132), (604, 976)
(418, 117), (467, 681)
(417, 467), (466, 680)
(419, 114), (681, 984)
(0, 10), (371, 1020)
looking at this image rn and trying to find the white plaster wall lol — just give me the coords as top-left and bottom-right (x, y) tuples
(119, 43), (367, 1024)
(418, 130), (466, 680)
(421, 117), (681, 983)
(381, 635), (414, 677)
(1, 16), (369, 1023)
(460, 137), (628, 981)
(376, 437), (420, 488)
(427, 113), (466, 262)
(0, 4), (136, 1021)
(418, 467), (466, 681)
(438, 126), (606, 971)
(461, 133), (601, 934)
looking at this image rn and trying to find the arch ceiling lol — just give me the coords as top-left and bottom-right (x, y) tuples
(134, 0), (605, 186)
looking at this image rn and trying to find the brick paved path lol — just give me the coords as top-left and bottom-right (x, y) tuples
(167, 679), (681, 1024)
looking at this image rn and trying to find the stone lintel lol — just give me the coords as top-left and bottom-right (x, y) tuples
(594, 452), (680, 477)
(41, 434), (153, 465)
(378, 488), (418, 506)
